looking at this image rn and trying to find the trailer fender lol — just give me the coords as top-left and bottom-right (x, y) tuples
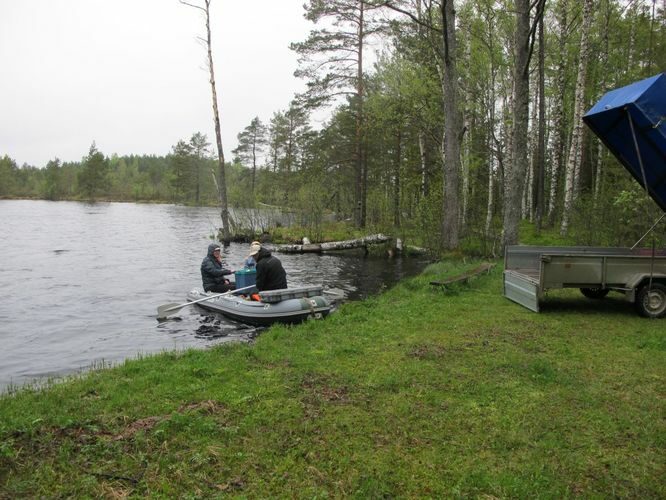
(625, 274), (666, 302)
(625, 274), (666, 291)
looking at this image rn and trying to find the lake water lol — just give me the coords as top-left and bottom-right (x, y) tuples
(0, 200), (429, 392)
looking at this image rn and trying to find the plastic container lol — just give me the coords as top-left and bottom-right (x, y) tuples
(235, 268), (257, 289)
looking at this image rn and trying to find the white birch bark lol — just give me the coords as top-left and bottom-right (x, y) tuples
(561, 0), (594, 235)
(594, 1), (610, 203)
(419, 133), (428, 197)
(547, 0), (569, 223)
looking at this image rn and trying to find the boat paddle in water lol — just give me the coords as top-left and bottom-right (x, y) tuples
(156, 284), (255, 320)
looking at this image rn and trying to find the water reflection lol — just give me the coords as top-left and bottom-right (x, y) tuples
(0, 200), (429, 391)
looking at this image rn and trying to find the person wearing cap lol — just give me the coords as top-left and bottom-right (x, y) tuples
(201, 242), (235, 293)
(249, 243), (287, 292)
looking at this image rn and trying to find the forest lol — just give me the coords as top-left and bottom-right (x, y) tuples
(0, 0), (664, 254)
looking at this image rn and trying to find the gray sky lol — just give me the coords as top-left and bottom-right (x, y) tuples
(0, 0), (312, 167)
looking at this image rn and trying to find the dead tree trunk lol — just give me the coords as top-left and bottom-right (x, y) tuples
(181, 0), (231, 243)
(276, 234), (391, 253)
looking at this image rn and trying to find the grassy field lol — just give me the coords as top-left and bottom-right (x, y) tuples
(1, 260), (664, 498)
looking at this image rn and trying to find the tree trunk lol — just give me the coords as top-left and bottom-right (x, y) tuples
(561, 0), (593, 236)
(547, 0), (569, 225)
(485, 6), (498, 239)
(503, 0), (531, 249)
(525, 90), (538, 221)
(594, 0), (610, 204)
(181, 0), (231, 242)
(394, 130), (401, 227)
(461, 112), (471, 230)
(251, 133), (257, 196)
(534, 12), (546, 233)
(440, 0), (461, 250)
(418, 132), (429, 197)
(355, 0), (366, 228)
(276, 233), (391, 253)
(485, 132), (496, 238)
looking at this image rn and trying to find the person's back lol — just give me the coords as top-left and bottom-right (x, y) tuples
(251, 246), (287, 291)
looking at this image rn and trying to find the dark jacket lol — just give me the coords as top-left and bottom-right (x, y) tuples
(255, 247), (287, 291)
(201, 243), (234, 291)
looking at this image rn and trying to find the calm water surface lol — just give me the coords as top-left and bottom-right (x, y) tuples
(0, 200), (428, 391)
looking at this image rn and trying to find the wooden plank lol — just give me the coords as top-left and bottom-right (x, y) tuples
(430, 263), (495, 287)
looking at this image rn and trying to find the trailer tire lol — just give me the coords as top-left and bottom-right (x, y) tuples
(635, 283), (666, 318)
(580, 287), (610, 299)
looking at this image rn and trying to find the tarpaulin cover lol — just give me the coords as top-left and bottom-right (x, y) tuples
(583, 72), (666, 211)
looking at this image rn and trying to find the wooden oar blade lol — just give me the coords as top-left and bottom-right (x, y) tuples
(156, 302), (182, 319)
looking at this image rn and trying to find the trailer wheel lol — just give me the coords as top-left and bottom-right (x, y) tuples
(635, 283), (666, 318)
(580, 287), (610, 299)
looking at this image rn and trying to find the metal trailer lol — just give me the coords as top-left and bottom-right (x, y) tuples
(503, 245), (666, 317)
(503, 73), (666, 318)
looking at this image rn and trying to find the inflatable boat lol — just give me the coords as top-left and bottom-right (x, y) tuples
(186, 285), (333, 326)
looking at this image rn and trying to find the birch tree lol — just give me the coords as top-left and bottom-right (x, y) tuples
(560, 0), (594, 236)
(547, 0), (570, 224)
(533, 9), (546, 233)
(502, 0), (545, 248)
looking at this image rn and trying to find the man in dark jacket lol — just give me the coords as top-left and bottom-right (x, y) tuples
(249, 244), (287, 291)
(201, 243), (235, 292)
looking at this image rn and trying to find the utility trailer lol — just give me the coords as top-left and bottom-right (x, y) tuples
(504, 246), (666, 317)
(503, 72), (666, 318)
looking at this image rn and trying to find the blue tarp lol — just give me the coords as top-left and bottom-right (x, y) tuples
(583, 72), (666, 211)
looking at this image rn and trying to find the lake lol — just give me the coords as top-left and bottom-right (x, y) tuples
(0, 200), (429, 392)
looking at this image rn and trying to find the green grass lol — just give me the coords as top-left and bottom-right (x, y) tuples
(1, 262), (664, 497)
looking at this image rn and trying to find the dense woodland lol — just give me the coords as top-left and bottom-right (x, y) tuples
(1, 0), (664, 253)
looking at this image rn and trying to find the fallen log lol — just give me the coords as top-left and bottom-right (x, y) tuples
(429, 263), (495, 287)
(275, 234), (392, 254)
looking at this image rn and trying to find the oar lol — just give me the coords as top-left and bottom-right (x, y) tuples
(157, 284), (256, 320)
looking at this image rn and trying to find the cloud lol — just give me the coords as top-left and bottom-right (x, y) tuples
(0, 0), (311, 166)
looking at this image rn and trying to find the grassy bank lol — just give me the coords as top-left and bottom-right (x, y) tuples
(1, 261), (664, 497)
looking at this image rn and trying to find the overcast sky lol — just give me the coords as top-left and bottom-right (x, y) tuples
(0, 0), (314, 167)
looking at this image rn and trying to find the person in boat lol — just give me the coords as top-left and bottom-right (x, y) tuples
(201, 243), (235, 293)
(243, 240), (261, 268)
(249, 243), (287, 292)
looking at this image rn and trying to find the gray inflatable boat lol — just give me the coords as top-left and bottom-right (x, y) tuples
(186, 285), (333, 326)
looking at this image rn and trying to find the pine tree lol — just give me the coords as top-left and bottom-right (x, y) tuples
(77, 143), (110, 201)
(232, 117), (267, 196)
